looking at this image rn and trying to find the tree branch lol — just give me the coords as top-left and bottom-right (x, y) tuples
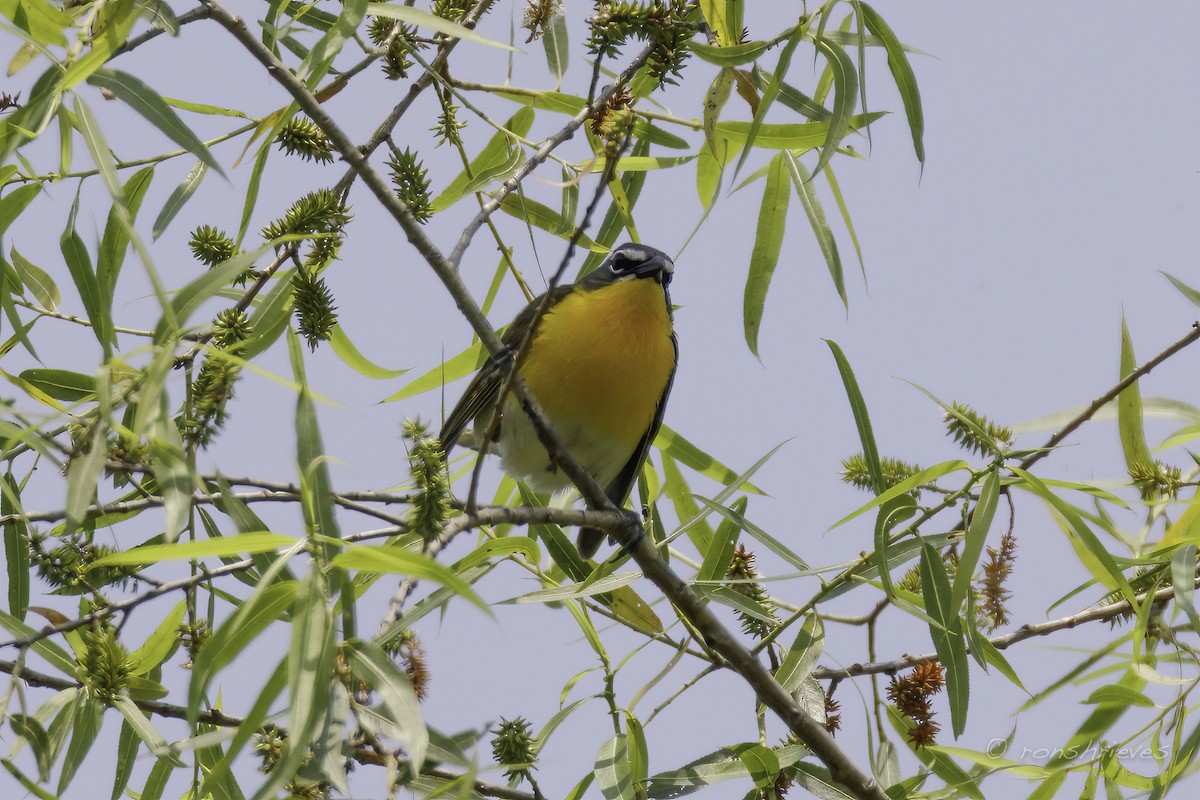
(199, 5), (882, 794)
(446, 47), (657, 267)
(1019, 320), (1200, 472)
(0, 657), (536, 800)
(814, 575), (1200, 680)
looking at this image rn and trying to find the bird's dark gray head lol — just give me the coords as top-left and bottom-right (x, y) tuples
(582, 243), (674, 288)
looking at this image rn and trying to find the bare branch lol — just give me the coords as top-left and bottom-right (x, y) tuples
(815, 574), (1200, 680)
(1019, 321), (1200, 472)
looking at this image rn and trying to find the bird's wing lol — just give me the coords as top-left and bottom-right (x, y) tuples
(438, 286), (573, 452)
(437, 355), (504, 452)
(608, 331), (678, 505)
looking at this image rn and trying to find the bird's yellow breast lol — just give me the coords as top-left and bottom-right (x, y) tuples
(519, 277), (674, 454)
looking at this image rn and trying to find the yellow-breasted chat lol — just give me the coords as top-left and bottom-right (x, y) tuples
(439, 243), (677, 558)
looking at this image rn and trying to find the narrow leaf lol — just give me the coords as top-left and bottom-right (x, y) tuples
(366, 3), (516, 50)
(88, 70), (224, 176)
(744, 152), (789, 357)
(152, 160), (207, 240)
(785, 151), (844, 306)
(950, 468), (999, 615)
(810, 35), (858, 177)
(859, 3), (923, 164)
(92, 532), (294, 566)
(1117, 315), (1153, 479)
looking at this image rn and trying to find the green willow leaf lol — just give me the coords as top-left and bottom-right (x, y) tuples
(188, 580), (298, 723)
(950, 468), (999, 615)
(366, 3), (516, 51)
(785, 151), (844, 306)
(432, 107), (535, 211)
(733, 23), (805, 178)
(385, 337), (490, 403)
(342, 639), (428, 770)
(811, 35), (858, 177)
(91, 533), (294, 566)
(499, 192), (605, 252)
(97, 165), (154, 303)
(2, 473), (29, 618)
(0, 184), (40, 235)
(331, 545), (489, 612)
(59, 0), (140, 89)
(1010, 467), (1136, 605)
(772, 613), (824, 697)
(1117, 315), (1153, 479)
(690, 37), (778, 67)
(128, 600), (187, 675)
(824, 340), (884, 493)
(920, 543), (969, 737)
(823, 165), (864, 279)
(1171, 544), (1200, 634)
(859, 3), (924, 165)
(58, 692), (102, 794)
(1161, 271), (1200, 307)
(152, 160), (207, 240)
(152, 245), (271, 342)
(697, 496), (745, 582)
(88, 70), (225, 176)
(60, 194), (113, 354)
(830, 460), (969, 530)
(744, 152), (789, 357)
(330, 324), (409, 379)
(750, 66), (832, 122)
(703, 68), (734, 158)
(543, 12), (569, 82)
(17, 369), (95, 402)
(654, 424), (764, 494)
(720, 114), (884, 150)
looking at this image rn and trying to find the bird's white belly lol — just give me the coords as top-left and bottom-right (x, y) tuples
(497, 396), (632, 492)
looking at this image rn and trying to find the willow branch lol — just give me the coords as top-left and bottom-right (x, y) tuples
(0, 658), (535, 799)
(446, 44), (657, 267)
(332, 0), (499, 196)
(113, 5), (214, 58)
(201, 0), (504, 358)
(814, 575), (1200, 680)
(1019, 321), (1200, 472)
(0, 488), (407, 528)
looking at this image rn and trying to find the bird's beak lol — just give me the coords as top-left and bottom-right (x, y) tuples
(633, 252), (674, 285)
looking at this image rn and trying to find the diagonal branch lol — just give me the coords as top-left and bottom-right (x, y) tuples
(814, 573), (1200, 680)
(1019, 320), (1200, 472)
(199, 5), (883, 795)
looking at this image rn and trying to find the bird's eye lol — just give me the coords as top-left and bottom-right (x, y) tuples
(610, 248), (644, 272)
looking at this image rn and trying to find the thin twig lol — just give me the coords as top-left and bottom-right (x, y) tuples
(447, 45), (657, 268)
(112, 5), (215, 58)
(0, 656), (536, 799)
(814, 575), (1200, 680)
(1019, 321), (1200, 472)
(10, 297), (158, 337)
(0, 488), (408, 528)
(331, 0), (500, 197)
(173, 248), (295, 367)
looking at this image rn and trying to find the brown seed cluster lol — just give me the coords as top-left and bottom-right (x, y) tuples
(978, 530), (1017, 630)
(887, 662), (945, 747)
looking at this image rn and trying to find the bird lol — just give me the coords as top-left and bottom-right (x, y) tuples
(439, 243), (677, 559)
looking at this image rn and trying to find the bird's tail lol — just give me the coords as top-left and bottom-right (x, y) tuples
(576, 527), (607, 559)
